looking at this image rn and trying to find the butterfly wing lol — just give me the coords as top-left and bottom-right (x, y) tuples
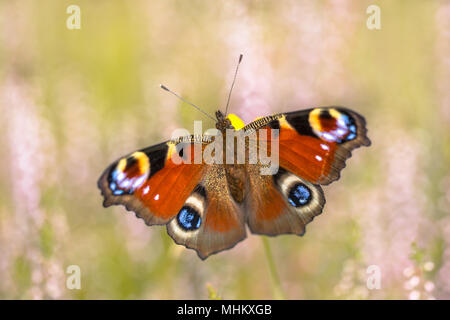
(245, 164), (325, 235)
(244, 106), (371, 185)
(98, 136), (247, 259)
(98, 138), (207, 225)
(279, 107), (370, 184)
(167, 164), (247, 259)
(243, 106), (370, 235)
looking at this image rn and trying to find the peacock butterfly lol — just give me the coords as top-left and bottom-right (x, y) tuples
(98, 56), (371, 259)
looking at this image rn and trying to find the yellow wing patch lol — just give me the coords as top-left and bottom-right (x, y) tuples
(308, 108), (323, 132)
(226, 113), (245, 131)
(130, 151), (150, 175)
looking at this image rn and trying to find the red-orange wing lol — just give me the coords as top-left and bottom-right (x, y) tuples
(243, 106), (370, 236)
(167, 164), (247, 260)
(244, 106), (371, 185)
(245, 164), (325, 236)
(98, 137), (248, 259)
(98, 138), (206, 225)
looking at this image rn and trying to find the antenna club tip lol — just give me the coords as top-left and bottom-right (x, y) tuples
(239, 54), (243, 62)
(160, 84), (169, 91)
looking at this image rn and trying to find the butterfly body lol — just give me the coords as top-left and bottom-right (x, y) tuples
(98, 106), (370, 259)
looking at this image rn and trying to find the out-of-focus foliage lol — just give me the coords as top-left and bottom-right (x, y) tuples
(0, 0), (449, 299)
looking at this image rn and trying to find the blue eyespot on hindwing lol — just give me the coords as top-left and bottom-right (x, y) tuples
(287, 183), (312, 207)
(177, 206), (202, 231)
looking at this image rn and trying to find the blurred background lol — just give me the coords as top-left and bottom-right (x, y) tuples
(0, 0), (449, 299)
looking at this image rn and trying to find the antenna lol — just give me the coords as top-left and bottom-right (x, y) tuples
(224, 54), (243, 116)
(160, 84), (216, 121)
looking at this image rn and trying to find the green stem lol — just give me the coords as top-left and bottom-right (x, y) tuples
(262, 237), (286, 299)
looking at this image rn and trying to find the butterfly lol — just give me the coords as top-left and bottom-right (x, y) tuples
(98, 103), (370, 259)
(98, 55), (370, 259)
